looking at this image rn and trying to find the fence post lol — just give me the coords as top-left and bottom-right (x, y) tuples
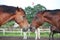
(20, 29), (23, 36)
(3, 29), (5, 35)
(28, 29), (30, 36)
(23, 32), (27, 39)
(0, 29), (5, 35)
(35, 28), (40, 40)
(37, 28), (40, 39)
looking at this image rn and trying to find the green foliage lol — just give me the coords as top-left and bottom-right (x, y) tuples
(1, 21), (15, 28)
(42, 22), (51, 28)
(25, 4), (46, 23)
(25, 6), (34, 23)
(34, 4), (46, 12)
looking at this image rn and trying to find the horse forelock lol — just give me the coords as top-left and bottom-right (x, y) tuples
(16, 7), (26, 15)
(19, 8), (26, 15)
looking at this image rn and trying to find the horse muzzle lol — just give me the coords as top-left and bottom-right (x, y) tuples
(29, 27), (36, 32)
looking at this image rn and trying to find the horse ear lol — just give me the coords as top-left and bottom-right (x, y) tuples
(17, 7), (19, 8)
(16, 7), (20, 11)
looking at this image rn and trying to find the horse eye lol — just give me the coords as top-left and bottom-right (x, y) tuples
(35, 17), (38, 19)
(23, 16), (25, 18)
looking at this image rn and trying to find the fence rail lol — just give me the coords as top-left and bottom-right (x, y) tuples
(0, 28), (50, 35)
(0, 28), (50, 39)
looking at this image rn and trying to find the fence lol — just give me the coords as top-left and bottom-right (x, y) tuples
(0, 28), (5, 35)
(0, 28), (50, 39)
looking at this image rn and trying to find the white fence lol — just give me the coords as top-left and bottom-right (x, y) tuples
(0, 28), (50, 34)
(0, 28), (5, 35)
(0, 28), (50, 39)
(35, 28), (50, 39)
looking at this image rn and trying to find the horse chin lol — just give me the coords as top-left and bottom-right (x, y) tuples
(31, 29), (35, 32)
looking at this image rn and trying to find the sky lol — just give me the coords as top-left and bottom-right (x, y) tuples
(0, 0), (60, 10)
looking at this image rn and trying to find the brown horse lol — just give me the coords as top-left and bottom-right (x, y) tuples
(29, 9), (60, 39)
(0, 5), (29, 32)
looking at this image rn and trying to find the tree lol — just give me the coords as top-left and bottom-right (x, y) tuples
(25, 6), (34, 23)
(1, 21), (15, 28)
(42, 22), (51, 28)
(25, 4), (46, 23)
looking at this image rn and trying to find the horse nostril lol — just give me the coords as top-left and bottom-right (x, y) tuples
(29, 27), (35, 32)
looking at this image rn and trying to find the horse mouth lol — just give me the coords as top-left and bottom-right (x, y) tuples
(30, 29), (35, 32)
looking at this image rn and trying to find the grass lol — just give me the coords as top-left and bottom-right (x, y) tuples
(0, 32), (60, 38)
(41, 32), (60, 38)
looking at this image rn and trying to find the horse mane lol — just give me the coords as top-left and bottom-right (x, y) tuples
(44, 9), (60, 15)
(0, 5), (17, 14)
(37, 9), (60, 15)
(44, 9), (60, 12)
